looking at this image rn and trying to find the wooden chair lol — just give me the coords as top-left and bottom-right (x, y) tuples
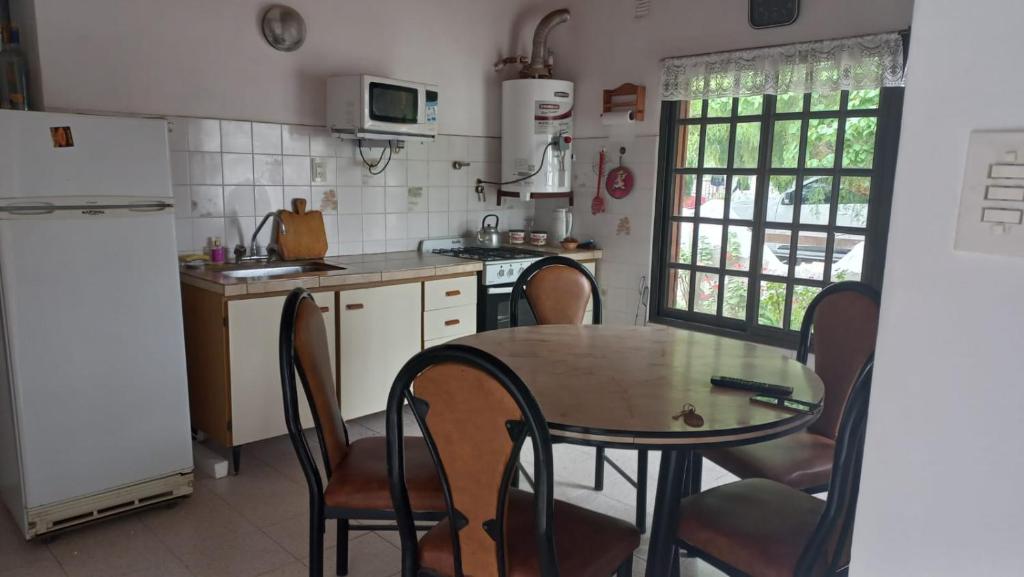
(279, 288), (446, 577)
(509, 256), (650, 533)
(387, 344), (641, 577)
(695, 281), (880, 495)
(674, 357), (875, 577)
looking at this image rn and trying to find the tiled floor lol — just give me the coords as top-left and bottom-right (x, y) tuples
(1, 413), (736, 577)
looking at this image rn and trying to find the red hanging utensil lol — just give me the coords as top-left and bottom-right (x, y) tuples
(592, 148), (607, 215)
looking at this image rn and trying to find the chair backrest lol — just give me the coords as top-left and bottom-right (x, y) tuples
(387, 344), (558, 577)
(796, 356), (873, 577)
(510, 256), (602, 327)
(279, 288), (349, 497)
(797, 281), (880, 440)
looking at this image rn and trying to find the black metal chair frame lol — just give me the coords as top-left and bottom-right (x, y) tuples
(508, 256), (650, 533)
(280, 288), (445, 577)
(676, 357), (874, 577)
(689, 281), (881, 498)
(387, 344), (570, 577)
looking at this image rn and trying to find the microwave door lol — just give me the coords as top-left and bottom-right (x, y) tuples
(368, 82), (419, 125)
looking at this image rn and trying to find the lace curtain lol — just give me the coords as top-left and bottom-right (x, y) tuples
(661, 32), (905, 101)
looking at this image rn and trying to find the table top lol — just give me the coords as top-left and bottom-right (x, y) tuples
(451, 325), (825, 448)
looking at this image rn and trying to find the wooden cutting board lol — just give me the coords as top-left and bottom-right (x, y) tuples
(276, 198), (327, 260)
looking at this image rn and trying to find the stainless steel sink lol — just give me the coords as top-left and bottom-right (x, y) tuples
(216, 262), (345, 279)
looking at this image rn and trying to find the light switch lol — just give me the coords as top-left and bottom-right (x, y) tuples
(986, 186), (1024, 202)
(982, 207), (1023, 224)
(311, 157), (328, 184)
(989, 164), (1024, 179)
(955, 130), (1024, 257)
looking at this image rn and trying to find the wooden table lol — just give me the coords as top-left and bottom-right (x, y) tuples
(452, 324), (824, 577)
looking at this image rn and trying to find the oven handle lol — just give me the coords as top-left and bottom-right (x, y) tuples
(487, 286), (514, 295)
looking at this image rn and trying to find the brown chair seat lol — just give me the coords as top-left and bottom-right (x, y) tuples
(419, 489), (641, 577)
(702, 431), (835, 491)
(325, 436), (445, 512)
(677, 478), (825, 577)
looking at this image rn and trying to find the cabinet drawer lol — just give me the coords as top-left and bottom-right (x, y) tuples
(424, 304), (476, 341)
(424, 334), (463, 349)
(424, 276), (476, 311)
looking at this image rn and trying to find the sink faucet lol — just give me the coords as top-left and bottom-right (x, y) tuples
(236, 212), (284, 262)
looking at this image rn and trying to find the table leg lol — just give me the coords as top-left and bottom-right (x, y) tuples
(644, 449), (689, 577)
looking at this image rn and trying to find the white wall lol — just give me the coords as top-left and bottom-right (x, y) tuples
(23, 0), (551, 136)
(534, 0), (913, 325)
(852, 1), (1024, 573)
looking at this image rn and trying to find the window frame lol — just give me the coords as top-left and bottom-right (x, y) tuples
(649, 88), (905, 349)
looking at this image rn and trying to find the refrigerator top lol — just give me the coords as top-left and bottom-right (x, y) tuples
(0, 110), (172, 200)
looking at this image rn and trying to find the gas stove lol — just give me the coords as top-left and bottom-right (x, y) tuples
(420, 238), (544, 286)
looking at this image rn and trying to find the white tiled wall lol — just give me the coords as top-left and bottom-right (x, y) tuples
(169, 118), (531, 255)
(534, 135), (660, 326)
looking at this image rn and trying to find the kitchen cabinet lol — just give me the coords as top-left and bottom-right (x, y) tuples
(338, 283), (422, 420)
(227, 292), (335, 446)
(423, 276), (476, 348)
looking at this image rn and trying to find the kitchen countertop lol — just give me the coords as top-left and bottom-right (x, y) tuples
(180, 247), (602, 297)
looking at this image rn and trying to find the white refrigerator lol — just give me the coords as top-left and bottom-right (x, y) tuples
(0, 110), (193, 538)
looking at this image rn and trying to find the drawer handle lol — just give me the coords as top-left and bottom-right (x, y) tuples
(319, 306), (330, 313)
(444, 319), (460, 326)
(445, 290), (462, 297)
(345, 303), (364, 310)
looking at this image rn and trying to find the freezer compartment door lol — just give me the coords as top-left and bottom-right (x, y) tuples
(0, 110), (172, 200)
(0, 212), (193, 508)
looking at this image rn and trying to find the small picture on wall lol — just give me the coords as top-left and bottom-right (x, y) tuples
(50, 126), (75, 148)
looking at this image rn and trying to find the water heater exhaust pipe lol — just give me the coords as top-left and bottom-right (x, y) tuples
(521, 8), (570, 79)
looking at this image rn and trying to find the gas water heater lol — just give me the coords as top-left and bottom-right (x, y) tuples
(495, 8), (573, 203)
(500, 79), (574, 201)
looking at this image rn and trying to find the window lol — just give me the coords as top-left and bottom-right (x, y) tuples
(651, 87), (903, 346)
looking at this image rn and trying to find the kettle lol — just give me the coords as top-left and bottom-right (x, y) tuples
(552, 208), (574, 241)
(477, 214), (501, 247)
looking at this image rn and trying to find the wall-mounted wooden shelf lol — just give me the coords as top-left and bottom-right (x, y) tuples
(603, 83), (646, 121)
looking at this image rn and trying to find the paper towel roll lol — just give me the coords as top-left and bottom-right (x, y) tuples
(601, 110), (635, 125)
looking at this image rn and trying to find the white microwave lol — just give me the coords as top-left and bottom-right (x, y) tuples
(326, 75), (438, 141)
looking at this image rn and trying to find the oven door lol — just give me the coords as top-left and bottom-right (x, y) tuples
(479, 284), (535, 332)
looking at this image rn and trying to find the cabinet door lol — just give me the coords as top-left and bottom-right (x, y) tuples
(338, 283), (422, 420)
(228, 292), (336, 446)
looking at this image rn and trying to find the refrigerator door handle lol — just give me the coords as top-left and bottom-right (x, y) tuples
(0, 201), (174, 216)
(0, 202), (57, 215)
(127, 201), (175, 213)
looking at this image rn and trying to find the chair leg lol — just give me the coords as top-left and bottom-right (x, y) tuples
(309, 509), (325, 577)
(594, 446), (606, 491)
(635, 449), (648, 533)
(671, 546), (681, 577)
(616, 556), (634, 577)
(336, 519), (349, 576)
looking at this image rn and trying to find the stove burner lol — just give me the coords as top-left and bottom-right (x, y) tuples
(431, 247), (543, 262)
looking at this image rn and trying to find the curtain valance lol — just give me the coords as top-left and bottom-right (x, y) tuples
(661, 32), (905, 101)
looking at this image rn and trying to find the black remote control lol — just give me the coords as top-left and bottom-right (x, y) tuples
(710, 375), (794, 397)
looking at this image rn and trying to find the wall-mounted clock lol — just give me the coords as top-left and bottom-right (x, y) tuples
(749, 0), (800, 29)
